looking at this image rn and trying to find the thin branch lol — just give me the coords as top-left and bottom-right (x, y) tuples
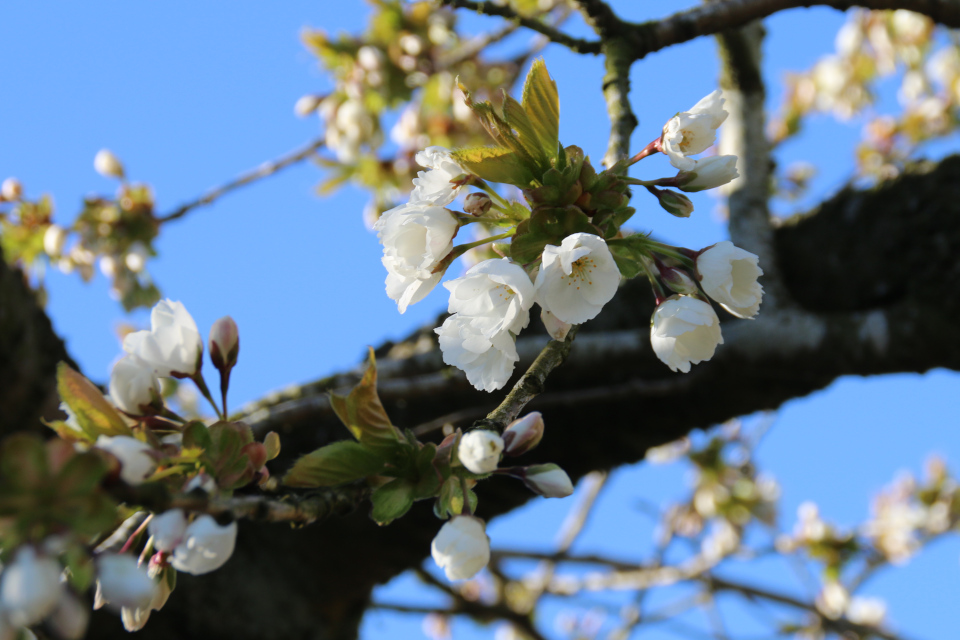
(479, 325), (580, 431)
(110, 483), (370, 525)
(157, 137), (325, 224)
(626, 0), (960, 60)
(441, 0), (601, 54)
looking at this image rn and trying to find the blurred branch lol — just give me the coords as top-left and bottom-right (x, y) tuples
(158, 137), (325, 224)
(441, 0), (602, 54)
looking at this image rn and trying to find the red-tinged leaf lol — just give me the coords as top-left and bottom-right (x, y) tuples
(329, 348), (401, 453)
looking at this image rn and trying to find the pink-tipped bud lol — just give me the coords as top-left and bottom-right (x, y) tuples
(209, 316), (239, 371)
(94, 149), (125, 179)
(463, 193), (492, 216)
(1, 177), (23, 201)
(522, 464), (574, 498)
(659, 267), (699, 296)
(502, 412), (544, 456)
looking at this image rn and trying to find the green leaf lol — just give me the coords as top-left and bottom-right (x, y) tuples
(510, 207), (599, 264)
(182, 421), (212, 451)
(370, 480), (415, 525)
(521, 59), (560, 161)
(283, 440), (388, 488)
(56, 452), (109, 497)
(451, 147), (535, 188)
(412, 443), (442, 500)
(329, 348), (402, 453)
(502, 95), (550, 168)
(57, 363), (132, 438)
(608, 243), (643, 279)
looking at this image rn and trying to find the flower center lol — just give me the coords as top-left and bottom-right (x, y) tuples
(563, 257), (596, 290)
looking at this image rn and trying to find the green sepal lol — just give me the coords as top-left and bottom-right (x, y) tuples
(510, 206), (599, 264)
(56, 363), (132, 439)
(370, 479), (415, 525)
(329, 348), (402, 454)
(282, 440), (388, 488)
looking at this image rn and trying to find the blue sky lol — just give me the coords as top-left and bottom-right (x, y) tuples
(2, 2), (958, 638)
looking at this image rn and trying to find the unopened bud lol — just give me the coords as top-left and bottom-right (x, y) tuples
(521, 464), (574, 498)
(44, 224), (68, 256)
(357, 46), (385, 72)
(659, 267), (699, 295)
(209, 316), (240, 371)
(1, 177), (23, 201)
(540, 308), (571, 341)
(502, 412), (544, 456)
(676, 155), (739, 193)
(463, 192), (492, 216)
(293, 94), (324, 118)
(94, 149), (125, 179)
(652, 187), (693, 218)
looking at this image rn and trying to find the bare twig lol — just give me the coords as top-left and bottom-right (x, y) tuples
(158, 137), (325, 224)
(441, 0), (601, 54)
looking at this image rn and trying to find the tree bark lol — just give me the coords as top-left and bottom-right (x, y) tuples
(74, 154), (960, 639)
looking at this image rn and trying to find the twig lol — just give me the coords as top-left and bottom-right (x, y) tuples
(626, 0), (960, 60)
(441, 0), (601, 54)
(157, 137), (325, 224)
(574, 0), (629, 39)
(479, 325), (580, 431)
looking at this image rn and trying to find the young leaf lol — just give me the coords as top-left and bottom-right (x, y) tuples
(510, 207), (600, 264)
(521, 59), (560, 161)
(57, 363), (132, 438)
(451, 147), (536, 188)
(329, 348), (401, 453)
(283, 440), (388, 488)
(370, 479), (415, 525)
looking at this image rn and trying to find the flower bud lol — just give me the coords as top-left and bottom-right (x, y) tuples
(463, 192), (492, 216)
(43, 224), (68, 256)
(0, 547), (63, 627)
(652, 187), (694, 218)
(540, 308), (571, 341)
(457, 430), (504, 474)
(659, 267), (699, 296)
(1, 177), (23, 201)
(209, 316), (240, 372)
(502, 412), (544, 456)
(95, 554), (156, 612)
(676, 155), (739, 192)
(169, 515), (237, 575)
(522, 464), (574, 498)
(293, 94), (323, 117)
(430, 516), (490, 581)
(94, 149), (125, 179)
(95, 435), (156, 485)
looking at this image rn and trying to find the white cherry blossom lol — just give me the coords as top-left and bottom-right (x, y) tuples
(445, 258), (535, 337)
(458, 430), (504, 474)
(0, 547), (62, 627)
(95, 554), (156, 612)
(148, 509), (188, 553)
(411, 146), (466, 206)
(436, 314), (519, 392)
(696, 241), (763, 319)
(48, 592), (89, 640)
(95, 436), (156, 485)
(169, 515), (238, 575)
(678, 155), (739, 192)
(535, 233), (621, 325)
(376, 201), (458, 313)
(661, 90), (728, 171)
(109, 354), (160, 415)
(431, 516), (491, 581)
(650, 296), (723, 373)
(122, 299), (203, 377)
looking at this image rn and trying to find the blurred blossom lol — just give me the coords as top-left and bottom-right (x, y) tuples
(645, 437), (690, 464)
(816, 580), (850, 620)
(847, 596), (887, 626)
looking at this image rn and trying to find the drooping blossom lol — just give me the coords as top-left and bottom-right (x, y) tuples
(534, 233), (621, 325)
(109, 354), (160, 416)
(411, 147), (466, 206)
(0, 547), (62, 627)
(376, 201), (458, 313)
(457, 430), (504, 474)
(650, 296), (723, 373)
(431, 516), (491, 581)
(47, 592), (89, 640)
(436, 314), (519, 392)
(696, 241), (763, 319)
(168, 515), (238, 575)
(444, 258), (535, 338)
(661, 90), (728, 170)
(95, 436), (156, 485)
(147, 509), (188, 553)
(677, 155), (740, 192)
(123, 299), (203, 377)
(95, 554), (156, 612)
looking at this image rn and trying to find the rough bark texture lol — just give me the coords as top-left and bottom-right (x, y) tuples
(72, 155), (960, 639)
(0, 252), (75, 432)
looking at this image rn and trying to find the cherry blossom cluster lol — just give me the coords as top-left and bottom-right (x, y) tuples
(375, 82), (763, 389)
(430, 413), (574, 581)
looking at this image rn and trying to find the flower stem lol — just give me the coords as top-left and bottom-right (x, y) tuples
(627, 137), (662, 166)
(191, 372), (224, 420)
(460, 475), (473, 516)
